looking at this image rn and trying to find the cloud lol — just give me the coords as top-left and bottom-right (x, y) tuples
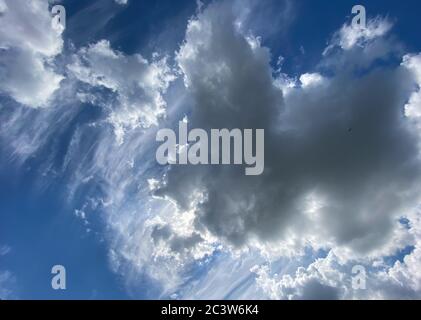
(153, 1), (421, 263)
(299, 73), (325, 88)
(0, 0), (7, 13)
(154, 2), (283, 247)
(114, 0), (128, 5)
(0, 0), (64, 107)
(403, 54), (421, 120)
(0, 245), (15, 300)
(0, 271), (15, 300)
(68, 40), (175, 144)
(322, 17), (401, 72)
(2, 0), (421, 300)
(68, 1), (421, 299)
(0, 245), (11, 256)
(248, 54), (421, 298)
(252, 213), (421, 300)
(335, 17), (393, 51)
(251, 253), (344, 300)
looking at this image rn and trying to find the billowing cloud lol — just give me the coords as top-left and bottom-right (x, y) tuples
(252, 209), (421, 300)
(251, 252), (344, 300)
(68, 40), (175, 144)
(153, 2), (421, 260)
(403, 54), (421, 120)
(0, 0), (64, 107)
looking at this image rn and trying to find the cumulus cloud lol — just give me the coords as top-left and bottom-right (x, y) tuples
(335, 17), (393, 51)
(68, 40), (175, 144)
(0, 0), (64, 107)
(251, 252), (344, 300)
(403, 54), (421, 120)
(299, 73), (325, 88)
(154, 2), (283, 247)
(252, 210), (421, 300)
(153, 1), (421, 263)
(66, 2), (417, 299)
(59, 1), (421, 299)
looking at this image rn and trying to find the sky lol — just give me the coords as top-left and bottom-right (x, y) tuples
(1, 0), (421, 300)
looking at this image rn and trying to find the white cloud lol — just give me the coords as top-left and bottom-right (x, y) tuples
(0, 245), (11, 256)
(0, 0), (7, 13)
(403, 54), (421, 119)
(337, 17), (393, 50)
(114, 0), (128, 5)
(68, 40), (175, 144)
(322, 16), (394, 58)
(252, 252), (345, 300)
(299, 73), (325, 88)
(322, 17), (400, 72)
(0, 0), (64, 107)
(0, 49), (64, 107)
(252, 210), (421, 300)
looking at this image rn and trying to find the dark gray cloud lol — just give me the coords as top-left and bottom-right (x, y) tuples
(154, 1), (421, 261)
